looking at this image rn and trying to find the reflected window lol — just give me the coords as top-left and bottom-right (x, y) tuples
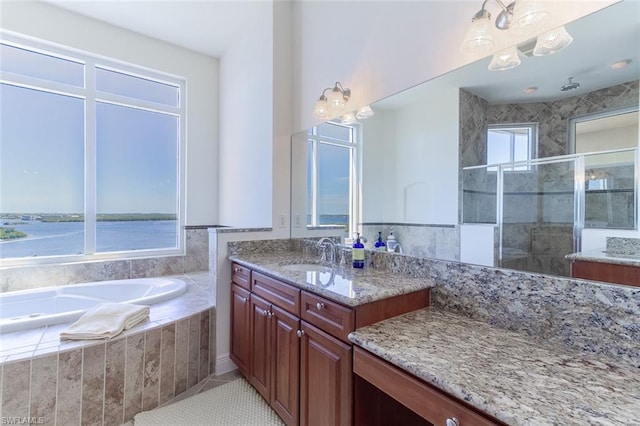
(487, 124), (537, 171)
(306, 122), (357, 234)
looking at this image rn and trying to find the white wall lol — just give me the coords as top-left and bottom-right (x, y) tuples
(218, 2), (275, 228)
(0, 1), (219, 226)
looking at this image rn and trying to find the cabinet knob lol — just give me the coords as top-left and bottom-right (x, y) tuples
(234, 267), (241, 273)
(316, 302), (325, 310)
(268, 311), (274, 318)
(296, 330), (305, 338)
(445, 417), (460, 426)
(242, 297), (248, 303)
(262, 309), (268, 316)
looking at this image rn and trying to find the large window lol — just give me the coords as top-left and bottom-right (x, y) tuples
(0, 35), (185, 264)
(306, 122), (358, 235)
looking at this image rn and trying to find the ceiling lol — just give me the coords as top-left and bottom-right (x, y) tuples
(44, 0), (266, 58)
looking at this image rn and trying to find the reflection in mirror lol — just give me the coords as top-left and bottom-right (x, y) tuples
(291, 1), (640, 282)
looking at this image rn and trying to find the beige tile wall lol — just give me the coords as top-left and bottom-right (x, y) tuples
(0, 308), (213, 426)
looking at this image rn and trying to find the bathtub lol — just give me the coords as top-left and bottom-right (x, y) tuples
(0, 277), (187, 334)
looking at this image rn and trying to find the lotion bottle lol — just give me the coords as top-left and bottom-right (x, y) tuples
(374, 231), (386, 251)
(352, 233), (365, 268)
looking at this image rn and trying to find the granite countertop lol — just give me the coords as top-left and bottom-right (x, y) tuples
(349, 308), (640, 426)
(229, 251), (434, 306)
(566, 248), (640, 267)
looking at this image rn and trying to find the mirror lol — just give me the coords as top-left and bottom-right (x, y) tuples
(291, 2), (640, 282)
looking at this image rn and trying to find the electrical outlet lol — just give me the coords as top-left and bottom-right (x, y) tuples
(294, 215), (302, 227)
(278, 214), (287, 228)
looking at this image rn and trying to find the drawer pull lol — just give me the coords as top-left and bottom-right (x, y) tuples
(262, 309), (268, 317)
(316, 302), (325, 310)
(234, 267), (242, 273)
(242, 297), (249, 303)
(446, 418), (460, 426)
(296, 330), (305, 338)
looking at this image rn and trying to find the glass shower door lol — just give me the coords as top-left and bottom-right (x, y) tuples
(500, 159), (576, 277)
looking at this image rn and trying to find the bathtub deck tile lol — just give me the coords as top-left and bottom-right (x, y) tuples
(124, 333), (145, 423)
(159, 324), (176, 405)
(104, 338), (126, 426)
(142, 328), (161, 411)
(82, 343), (106, 426)
(1, 359), (30, 419)
(30, 354), (57, 426)
(187, 314), (200, 389)
(199, 310), (210, 381)
(56, 349), (82, 426)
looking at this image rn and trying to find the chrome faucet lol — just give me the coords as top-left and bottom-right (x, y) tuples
(392, 243), (403, 254)
(316, 237), (337, 263)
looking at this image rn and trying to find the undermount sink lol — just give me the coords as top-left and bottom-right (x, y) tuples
(281, 263), (333, 273)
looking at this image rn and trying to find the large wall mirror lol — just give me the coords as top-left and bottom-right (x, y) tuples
(290, 1), (640, 283)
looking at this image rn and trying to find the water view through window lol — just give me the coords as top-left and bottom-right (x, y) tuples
(0, 37), (183, 261)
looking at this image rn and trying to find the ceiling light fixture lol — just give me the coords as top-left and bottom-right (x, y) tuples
(523, 86), (538, 94)
(611, 59), (632, 70)
(312, 81), (351, 120)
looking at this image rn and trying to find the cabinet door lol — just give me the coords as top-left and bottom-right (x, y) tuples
(300, 321), (352, 426)
(230, 284), (251, 377)
(271, 305), (300, 426)
(250, 295), (271, 401)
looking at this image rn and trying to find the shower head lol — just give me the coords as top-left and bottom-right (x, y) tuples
(561, 77), (580, 92)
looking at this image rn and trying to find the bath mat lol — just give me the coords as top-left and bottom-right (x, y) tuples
(134, 378), (285, 426)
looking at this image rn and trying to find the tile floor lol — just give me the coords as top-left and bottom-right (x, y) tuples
(122, 370), (243, 426)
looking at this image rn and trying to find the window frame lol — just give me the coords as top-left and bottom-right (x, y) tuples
(0, 31), (186, 267)
(486, 123), (538, 171)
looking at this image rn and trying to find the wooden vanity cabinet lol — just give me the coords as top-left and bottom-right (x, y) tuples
(230, 263), (431, 426)
(571, 260), (640, 287)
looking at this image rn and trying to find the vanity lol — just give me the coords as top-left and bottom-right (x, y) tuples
(567, 237), (640, 287)
(227, 242), (640, 426)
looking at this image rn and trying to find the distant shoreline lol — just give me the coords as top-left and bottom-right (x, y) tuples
(1, 213), (177, 223)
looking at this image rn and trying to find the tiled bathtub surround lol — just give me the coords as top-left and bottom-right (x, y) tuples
(0, 272), (214, 426)
(0, 227), (210, 293)
(229, 239), (640, 368)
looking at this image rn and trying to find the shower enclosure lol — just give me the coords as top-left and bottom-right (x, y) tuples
(462, 148), (638, 277)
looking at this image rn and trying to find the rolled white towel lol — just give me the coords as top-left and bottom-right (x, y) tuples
(60, 303), (150, 340)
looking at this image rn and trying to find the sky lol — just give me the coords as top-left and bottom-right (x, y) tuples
(0, 43), (179, 215)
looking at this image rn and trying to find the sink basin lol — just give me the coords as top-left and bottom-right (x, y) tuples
(281, 263), (333, 273)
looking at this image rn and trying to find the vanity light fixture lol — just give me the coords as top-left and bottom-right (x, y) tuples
(312, 81), (351, 120)
(460, 0), (552, 56)
(488, 45), (521, 71)
(340, 112), (357, 125)
(356, 105), (374, 119)
(532, 26), (573, 56)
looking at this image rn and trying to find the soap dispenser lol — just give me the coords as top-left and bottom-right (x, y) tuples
(352, 233), (365, 268)
(374, 231), (386, 251)
(386, 231), (397, 253)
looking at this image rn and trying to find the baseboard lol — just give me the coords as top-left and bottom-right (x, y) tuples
(215, 352), (237, 375)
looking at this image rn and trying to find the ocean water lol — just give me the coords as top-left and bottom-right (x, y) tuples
(0, 220), (177, 258)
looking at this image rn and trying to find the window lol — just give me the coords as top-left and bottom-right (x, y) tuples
(487, 124), (537, 171)
(306, 122), (358, 235)
(0, 35), (185, 264)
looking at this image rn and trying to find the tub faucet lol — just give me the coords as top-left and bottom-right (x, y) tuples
(316, 237), (337, 263)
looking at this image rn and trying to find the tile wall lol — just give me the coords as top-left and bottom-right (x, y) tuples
(0, 308), (213, 426)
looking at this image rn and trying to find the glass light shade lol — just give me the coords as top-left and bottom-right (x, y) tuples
(488, 46), (521, 71)
(533, 26), (573, 56)
(513, 1), (550, 30)
(460, 16), (495, 56)
(327, 88), (347, 115)
(356, 105), (374, 119)
(312, 98), (330, 120)
(341, 112), (357, 125)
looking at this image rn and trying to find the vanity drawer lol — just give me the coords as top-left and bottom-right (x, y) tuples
(252, 272), (300, 315)
(301, 291), (354, 343)
(232, 263), (251, 289)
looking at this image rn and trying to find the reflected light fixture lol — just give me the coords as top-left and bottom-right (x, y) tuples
(560, 76), (580, 92)
(533, 26), (572, 56)
(312, 81), (351, 120)
(488, 46), (521, 71)
(461, 0), (553, 57)
(611, 59), (631, 70)
(356, 105), (374, 119)
(340, 112), (357, 125)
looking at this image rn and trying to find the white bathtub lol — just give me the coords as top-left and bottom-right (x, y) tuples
(0, 277), (187, 334)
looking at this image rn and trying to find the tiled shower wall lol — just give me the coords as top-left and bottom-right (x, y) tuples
(361, 224), (460, 261)
(0, 308), (213, 426)
(0, 228), (210, 293)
